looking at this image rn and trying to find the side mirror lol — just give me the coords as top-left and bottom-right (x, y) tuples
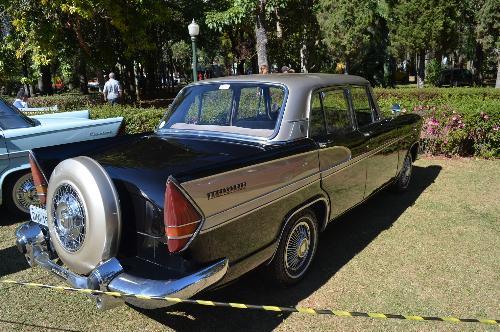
(391, 104), (401, 116)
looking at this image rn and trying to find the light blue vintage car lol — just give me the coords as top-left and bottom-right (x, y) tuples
(0, 98), (123, 215)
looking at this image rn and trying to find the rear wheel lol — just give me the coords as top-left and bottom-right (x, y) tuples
(392, 152), (413, 192)
(270, 209), (318, 286)
(4, 172), (39, 216)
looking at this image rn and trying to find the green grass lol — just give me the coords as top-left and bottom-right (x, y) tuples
(0, 157), (498, 331)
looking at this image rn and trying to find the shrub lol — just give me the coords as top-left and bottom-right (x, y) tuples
(425, 59), (443, 86)
(89, 105), (165, 134)
(27, 93), (102, 111)
(375, 87), (500, 158)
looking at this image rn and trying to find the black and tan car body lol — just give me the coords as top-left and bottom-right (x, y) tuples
(16, 74), (422, 309)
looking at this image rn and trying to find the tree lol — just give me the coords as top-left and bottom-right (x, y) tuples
(317, 0), (378, 74)
(476, 0), (500, 88)
(206, 0), (288, 73)
(389, 0), (461, 87)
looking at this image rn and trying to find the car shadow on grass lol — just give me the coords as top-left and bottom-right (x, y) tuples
(0, 206), (26, 226)
(138, 164), (442, 331)
(0, 245), (29, 276)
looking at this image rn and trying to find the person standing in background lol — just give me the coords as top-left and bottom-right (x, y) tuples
(13, 89), (29, 108)
(103, 72), (123, 106)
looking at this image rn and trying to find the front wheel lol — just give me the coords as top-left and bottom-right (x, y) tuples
(270, 209), (318, 286)
(4, 172), (39, 216)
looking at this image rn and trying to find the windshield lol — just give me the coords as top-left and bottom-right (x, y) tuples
(0, 98), (36, 130)
(159, 83), (286, 138)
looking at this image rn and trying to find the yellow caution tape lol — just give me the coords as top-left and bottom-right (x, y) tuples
(0, 279), (498, 325)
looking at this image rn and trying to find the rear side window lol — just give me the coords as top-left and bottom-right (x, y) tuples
(350, 86), (378, 127)
(322, 89), (353, 134)
(309, 93), (325, 138)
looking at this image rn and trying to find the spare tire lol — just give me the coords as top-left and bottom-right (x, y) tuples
(46, 156), (121, 275)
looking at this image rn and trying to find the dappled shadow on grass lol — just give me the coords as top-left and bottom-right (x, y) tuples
(139, 165), (442, 331)
(0, 319), (82, 332)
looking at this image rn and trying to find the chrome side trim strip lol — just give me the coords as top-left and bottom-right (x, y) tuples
(0, 153), (9, 160)
(182, 150), (319, 218)
(321, 136), (403, 179)
(267, 197), (329, 264)
(4, 121), (122, 141)
(4, 150), (29, 159)
(200, 172), (321, 233)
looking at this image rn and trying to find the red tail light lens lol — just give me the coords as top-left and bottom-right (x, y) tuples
(164, 179), (202, 253)
(29, 154), (48, 205)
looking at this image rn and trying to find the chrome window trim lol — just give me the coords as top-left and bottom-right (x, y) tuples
(266, 196), (329, 264)
(157, 81), (289, 142)
(320, 136), (405, 179)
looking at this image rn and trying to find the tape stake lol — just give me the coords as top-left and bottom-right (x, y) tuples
(0, 279), (498, 325)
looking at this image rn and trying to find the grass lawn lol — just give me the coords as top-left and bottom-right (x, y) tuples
(0, 157), (498, 331)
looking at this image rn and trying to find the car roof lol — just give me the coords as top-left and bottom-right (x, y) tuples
(194, 73), (370, 90)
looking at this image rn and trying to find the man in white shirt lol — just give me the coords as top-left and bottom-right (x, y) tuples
(13, 90), (29, 109)
(103, 72), (123, 105)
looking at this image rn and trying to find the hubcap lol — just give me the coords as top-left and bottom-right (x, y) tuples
(284, 220), (313, 278)
(12, 174), (40, 213)
(52, 184), (86, 252)
(401, 155), (412, 187)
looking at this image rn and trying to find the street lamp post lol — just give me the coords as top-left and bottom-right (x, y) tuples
(188, 19), (200, 82)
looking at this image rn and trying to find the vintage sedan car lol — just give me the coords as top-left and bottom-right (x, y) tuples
(15, 74), (422, 310)
(0, 98), (123, 214)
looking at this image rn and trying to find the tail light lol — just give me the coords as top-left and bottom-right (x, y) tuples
(29, 153), (48, 205)
(164, 178), (202, 253)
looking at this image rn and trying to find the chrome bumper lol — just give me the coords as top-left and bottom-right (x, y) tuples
(15, 222), (228, 310)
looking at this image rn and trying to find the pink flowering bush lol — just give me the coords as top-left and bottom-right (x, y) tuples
(375, 87), (500, 158)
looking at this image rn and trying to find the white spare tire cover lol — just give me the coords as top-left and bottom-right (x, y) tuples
(47, 156), (121, 275)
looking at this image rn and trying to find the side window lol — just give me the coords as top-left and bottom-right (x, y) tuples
(269, 87), (284, 120)
(322, 88), (353, 134)
(309, 93), (326, 138)
(199, 89), (232, 125)
(350, 86), (375, 127)
(238, 87), (265, 119)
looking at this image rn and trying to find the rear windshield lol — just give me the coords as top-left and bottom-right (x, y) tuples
(0, 98), (35, 130)
(159, 83), (286, 138)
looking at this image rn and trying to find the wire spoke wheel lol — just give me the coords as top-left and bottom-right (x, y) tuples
(52, 184), (86, 252)
(12, 173), (40, 214)
(275, 210), (318, 283)
(400, 154), (412, 188)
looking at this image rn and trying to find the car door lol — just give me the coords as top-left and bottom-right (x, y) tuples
(309, 87), (368, 219)
(0, 127), (8, 175)
(350, 85), (399, 197)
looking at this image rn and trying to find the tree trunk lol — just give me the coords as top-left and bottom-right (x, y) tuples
(417, 51), (425, 88)
(78, 50), (88, 94)
(275, 8), (282, 39)
(38, 65), (53, 95)
(495, 55), (500, 89)
(134, 61), (141, 101)
(300, 25), (308, 73)
(473, 43), (483, 85)
(344, 58), (350, 75)
(255, 0), (269, 68)
(22, 59), (30, 96)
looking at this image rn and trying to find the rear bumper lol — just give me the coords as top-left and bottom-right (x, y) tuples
(15, 222), (228, 310)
